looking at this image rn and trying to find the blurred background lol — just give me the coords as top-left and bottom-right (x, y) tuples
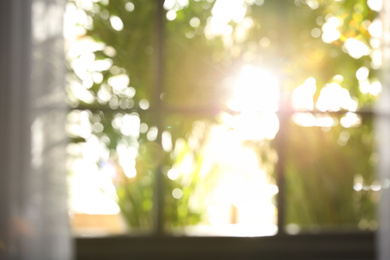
(64, 0), (382, 237)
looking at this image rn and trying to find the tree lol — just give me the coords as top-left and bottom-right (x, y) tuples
(67, 0), (380, 232)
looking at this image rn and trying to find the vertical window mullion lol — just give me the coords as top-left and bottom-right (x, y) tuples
(152, 0), (166, 236)
(276, 111), (288, 235)
(275, 0), (289, 235)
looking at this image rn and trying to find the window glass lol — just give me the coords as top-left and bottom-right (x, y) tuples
(65, 0), (381, 236)
(285, 113), (378, 233)
(163, 118), (278, 236)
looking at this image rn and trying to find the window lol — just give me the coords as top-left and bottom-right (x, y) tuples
(66, 0), (383, 258)
(2, 0), (389, 259)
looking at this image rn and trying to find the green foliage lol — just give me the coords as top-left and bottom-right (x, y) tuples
(284, 116), (377, 230)
(115, 160), (154, 229)
(68, 0), (380, 232)
(86, 0), (155, 101)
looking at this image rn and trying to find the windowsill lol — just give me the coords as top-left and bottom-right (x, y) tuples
(75, 231), (376, 260)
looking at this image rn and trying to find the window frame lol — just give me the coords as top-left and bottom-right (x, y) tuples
(75, 231), (375, 260)
(74, 1), (380, 259)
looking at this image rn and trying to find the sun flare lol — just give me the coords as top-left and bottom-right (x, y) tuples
(228, 66), (279, 112)
(226, 66), (280, 140)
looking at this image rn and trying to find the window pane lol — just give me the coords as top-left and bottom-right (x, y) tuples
(284, 113), (378, 233)
(65, 0), (156, 234)
(67, 109), (152, 235)
(65, 0), (382, 237)
(162, 116), (278, 236)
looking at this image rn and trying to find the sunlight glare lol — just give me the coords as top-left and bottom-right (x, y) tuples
(370, 80), (382, 96)
(162, 131), (173, 152)
(340, 112), (361, 128)
(306, 0), (319, 10)
(110, 15), (124, 31)
(147, 126), (159, 141)
(117, 144), (138, 178)
(367, 0), (382, 12)
(368, 18), (382, 38)
(168, 121), (278, 235)
(120, 114), (140, 137)
(228, 66), (279, 112)
(203, 139), (277, 235)
(344, 38), (370, 59)
(356, 66), (369, 81)
(172, 188), (184, 199)
(371, 49), (382, 69)
(316, 82), (357, 112)
(108, 74), (130, 91)
(233, 112), (279, 140)
(163, 0), (175, 10)
(359, 80), (370, 94)
(359, 80), (381, 96)
(139, 99), (150, 110)
(69, 137), (119, 215)
(205, 0), (246, 38)
(166, 10), (177, 21)
(321, 16), (341, 43)
(293, 113), (335, 128)
(167, 168), (180, 180)
(291, 77), (317, 110)
(226, 66), (280, 140)
(190, 17), (201, 28)
(125, 2), (135, 12)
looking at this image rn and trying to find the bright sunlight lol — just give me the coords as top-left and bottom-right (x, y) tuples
(66, 0), (382, 236)
(226, 65), (280, 141)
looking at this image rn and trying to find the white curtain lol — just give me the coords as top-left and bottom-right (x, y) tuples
(0, 0), (71, 259)
(377, 1), (390, 260)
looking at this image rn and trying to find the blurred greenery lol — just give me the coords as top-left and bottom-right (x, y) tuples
(284, 115), (377, 231)
(67, 0), (380, 233)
